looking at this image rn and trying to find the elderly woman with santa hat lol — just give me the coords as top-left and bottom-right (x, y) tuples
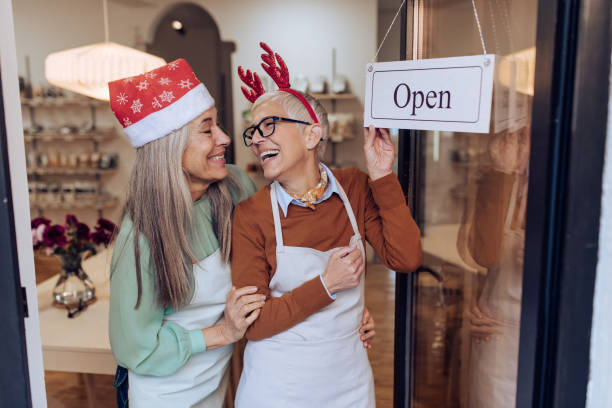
(107, 59), (263, 408)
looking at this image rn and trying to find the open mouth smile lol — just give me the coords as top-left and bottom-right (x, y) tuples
(208, 152), (226, 162)
(259, 149), (280, 163)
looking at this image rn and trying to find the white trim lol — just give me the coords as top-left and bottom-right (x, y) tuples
(0, 1), (47, 406)
(124, 83), (214, 147)
(586, 51), (612, 408)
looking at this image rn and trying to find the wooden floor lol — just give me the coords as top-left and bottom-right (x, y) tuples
(38, 257), (396, 407)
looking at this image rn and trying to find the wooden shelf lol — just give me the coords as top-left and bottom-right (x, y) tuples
(311, 93), (358, 100)
(24, 130), (116, 143)
(27, 168), (117, 176)
(21, 97), (107, 108)
(30, 196), (118, 211)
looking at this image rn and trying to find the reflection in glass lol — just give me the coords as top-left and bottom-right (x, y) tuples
(408, 0), (536, 406)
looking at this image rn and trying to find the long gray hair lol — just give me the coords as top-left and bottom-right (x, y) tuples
(117, 124), (237, 310)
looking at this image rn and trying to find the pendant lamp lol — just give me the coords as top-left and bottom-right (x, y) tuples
(45, 0), (165, 101)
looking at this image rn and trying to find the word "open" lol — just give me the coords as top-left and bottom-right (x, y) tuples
(393, 84), (451, 116)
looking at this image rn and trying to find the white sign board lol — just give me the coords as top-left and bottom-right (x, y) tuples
(364, 55), (496, 133)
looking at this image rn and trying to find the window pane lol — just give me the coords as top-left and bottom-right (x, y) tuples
(410, 0), (537, 406)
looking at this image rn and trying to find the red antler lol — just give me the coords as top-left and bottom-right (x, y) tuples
(260, 42), (290, 89)
(238, 66), (265, 103)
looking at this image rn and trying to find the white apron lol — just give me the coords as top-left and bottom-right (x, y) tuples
(468, 177), (527, 408)
(128, 249), (233, 408)
(235, 182), (375, 408)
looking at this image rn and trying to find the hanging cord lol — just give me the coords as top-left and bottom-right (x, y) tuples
(374, 0), (488, 61)
(373, 0), (407, 62)
(471, 0), (487, 55)
(103, 0), (110, 42)
(486, 0), (501, 55)
(498, 0), (515, 55)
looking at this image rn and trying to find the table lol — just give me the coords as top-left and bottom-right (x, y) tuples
(37, 249), (115, 407)
(421, 223), (486, 275)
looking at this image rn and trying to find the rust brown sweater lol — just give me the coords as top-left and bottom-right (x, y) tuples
(231, 168), (422, 341)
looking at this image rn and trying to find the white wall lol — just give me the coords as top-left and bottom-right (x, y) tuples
(12, 0), (378, 185)
(586, 51), (612, 408)
(12, 0), (142, 226)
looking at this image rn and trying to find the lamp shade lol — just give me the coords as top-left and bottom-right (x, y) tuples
(45, 42), (166, 101)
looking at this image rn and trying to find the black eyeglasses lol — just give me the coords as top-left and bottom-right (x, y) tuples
(243, 116), (311, 147)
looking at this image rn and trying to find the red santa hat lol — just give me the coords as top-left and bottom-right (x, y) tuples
(108, 59), (214, 147)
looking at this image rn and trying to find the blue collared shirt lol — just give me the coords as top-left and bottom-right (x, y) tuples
(274, 163), (340, 217)
(273, 163), (339, 299)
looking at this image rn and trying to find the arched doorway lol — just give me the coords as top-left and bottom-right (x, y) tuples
(148, 3), (236, 163)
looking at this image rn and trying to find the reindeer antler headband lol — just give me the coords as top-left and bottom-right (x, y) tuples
(238, 42), (319, 124)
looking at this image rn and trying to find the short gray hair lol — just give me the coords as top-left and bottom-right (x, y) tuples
(252, 90), (329, 158)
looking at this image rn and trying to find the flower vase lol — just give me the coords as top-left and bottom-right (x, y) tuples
(52, 256), (95, 306)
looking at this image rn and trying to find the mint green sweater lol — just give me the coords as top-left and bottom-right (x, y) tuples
(109, 165), (256, 376)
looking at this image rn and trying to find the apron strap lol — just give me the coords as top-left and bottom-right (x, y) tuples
(270, 176), (361, 250)
(270, 183), (285, 251)
(335, 180), (361, 240)
(504, 176), (520, 230)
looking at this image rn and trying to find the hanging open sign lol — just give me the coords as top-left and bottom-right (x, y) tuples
(364, 55), (496, 133)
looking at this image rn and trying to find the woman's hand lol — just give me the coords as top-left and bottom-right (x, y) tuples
(359, 307), (376, 349)
(364, 125), (394, 181)
(219, 286), (266, 343)
(321, 246), (365, 295)
(488, 127), (530, 175)
(469, 302), (503, 344)
(203, 286), (265, 349)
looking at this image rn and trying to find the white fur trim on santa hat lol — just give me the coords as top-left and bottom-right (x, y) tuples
(124, 83), (214, 147)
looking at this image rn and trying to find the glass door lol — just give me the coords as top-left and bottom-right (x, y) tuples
(404, 0), (537, 407)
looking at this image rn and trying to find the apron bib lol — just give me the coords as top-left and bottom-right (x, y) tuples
(235, 182), (375, 408)
(128, 249), (233, 408)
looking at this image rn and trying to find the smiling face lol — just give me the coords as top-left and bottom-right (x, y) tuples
(250, 100), (320, 184)
(182, 106), (230, 198)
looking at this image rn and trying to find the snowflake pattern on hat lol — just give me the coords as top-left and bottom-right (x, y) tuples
(159, 90), (175, 103)
(136, 80), (149, 91)
(130, 99), (143, 113)
(116, 93), (128, 105)
(179, 79), (193, 89)
(108, 58), (214, 148)
(108, 59), (202, 129)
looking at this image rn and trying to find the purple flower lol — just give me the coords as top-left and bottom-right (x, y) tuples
(75, 222), (90, 241)
(31, 217), (51, 229)
(90, 229), (112, 246)
(42, 224), (68, 247)
(65, 214), (78, 228)
(32, 224), (46, 248)
(96, 218), (116, 233)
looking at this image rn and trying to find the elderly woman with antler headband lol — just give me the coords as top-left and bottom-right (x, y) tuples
(231, 43), (422, 407)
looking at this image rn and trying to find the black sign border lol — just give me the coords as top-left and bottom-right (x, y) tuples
(369, 65), (484, 124)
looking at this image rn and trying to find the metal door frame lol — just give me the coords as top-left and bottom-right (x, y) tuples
(0, 65), (33, 408)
